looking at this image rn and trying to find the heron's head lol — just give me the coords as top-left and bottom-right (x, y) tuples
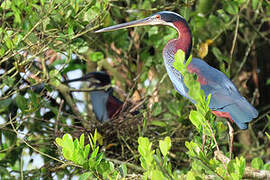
(95, 11), (186, 33)
(65, 71), (111, 87)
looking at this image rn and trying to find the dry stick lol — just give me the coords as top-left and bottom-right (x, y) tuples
(234, 21), (263, 78)
(202, 133), (206, 152)
(206, 122), (220, 151)
(55, 100), (64, 136)
(215, 151), (270, 179)
(226, 121), (234, 160)
(69, 84), (111, 92)
(228, 15), (239, 71)
(106, 158), (144, 173)
(206, 121), (230, 177)
(1, 1), (63, 62)
(55, 84), (81, 118)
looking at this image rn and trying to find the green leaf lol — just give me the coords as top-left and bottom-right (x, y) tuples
(174, 49), (186, 65)
(266, 78), (270, 86)
(152, 103), (162, 116)
(95, 153), (103, 166)
(11, 6), (22, 24)
(89, 51), (104, 62)
(0, 47), (5, 56)
(224, 1), (239, 15)
(197, 0), (214, 14)
(13, 34), (23, 45)
(49, 70), (61, 86)
(189, 110), (204, 129)
(62, 146), (73, 160)
(238, 157), (246, 178)
(206, 94), (211, 107)
(263, 163), (270, 171)
(4, 34), (14, 49)
(55, 138), (63, 147)
(228, 157), (246, 179)
(68, 25), (74, 37)
(90, 146), (99, 160)
(152, 169), (165, 180)
(40, 0), (45, 6)
(80, 134), (85, 150)
(83, 6), (100, 22)
(266, 132), (270, 140)
(78, 46), (89, 54)
(16, 95), (28, 112)
(251, 157), (264, 170)
(159, 136), (171, 157)
(151, 120), (167, 127)
(186, 171), (196, 180)
(79, 172), (92, 180)
(212, 47), (223, 62)
(148, 26), (158, 37)
(119, 163), (127, 177)
(0, 98), (13, 113)
(3, 76), (15, 87)
(84, 144), (90, 159)
(1, 0), (11, 9)
(252, 0), (259, 10)
(61, 134), (74, 160)
(138, 137), (154, 169)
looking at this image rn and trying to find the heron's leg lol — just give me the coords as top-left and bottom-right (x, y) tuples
(227, 121), (234, 159)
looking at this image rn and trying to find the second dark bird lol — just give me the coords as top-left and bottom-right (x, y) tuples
(65, 71), (124, 123)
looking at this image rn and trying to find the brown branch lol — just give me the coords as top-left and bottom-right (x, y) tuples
(215, 151), (270, 179)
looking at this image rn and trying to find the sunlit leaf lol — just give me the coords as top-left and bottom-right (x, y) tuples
(251, 157), (264, 170)
(159, 136), (171, 157)
(89, 51), (104, 62)
(224, 1), (239, 15)
(79, 172), (92, 180)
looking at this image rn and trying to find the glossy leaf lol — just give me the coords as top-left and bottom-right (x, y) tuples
(251, 157), (264, 170)
(89, 51), (104, 62)
(159, 136), (171, 157)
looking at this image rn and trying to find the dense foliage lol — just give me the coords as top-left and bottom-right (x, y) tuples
(0, 0), (270, 179)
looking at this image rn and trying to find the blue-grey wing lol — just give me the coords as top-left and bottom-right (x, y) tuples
(189, 58), (258, 129)
(90, 91), (109, 122)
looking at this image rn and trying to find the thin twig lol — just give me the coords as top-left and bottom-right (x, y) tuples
(55, 100), (64, 136)
(229, 15), (239, 71)
(215, 150), (270, 179)
(9, 115), (81, 167)
(106, 158), (144, 173)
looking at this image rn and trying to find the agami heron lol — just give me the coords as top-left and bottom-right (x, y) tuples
(65, 71), (124, 122)
(96, 11), (258, 130)
(96, 11), (259, 157)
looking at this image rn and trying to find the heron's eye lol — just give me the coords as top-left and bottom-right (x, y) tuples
(156, 14), (161, 19)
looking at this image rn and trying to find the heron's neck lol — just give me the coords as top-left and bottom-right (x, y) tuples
(172, 20), (192, 60)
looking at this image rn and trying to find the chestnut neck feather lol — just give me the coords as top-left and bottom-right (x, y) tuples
(171, 20), (192, 60)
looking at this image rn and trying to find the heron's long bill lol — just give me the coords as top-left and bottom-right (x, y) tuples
(64, 73), (94, 83)
(95, 16), (153, 33)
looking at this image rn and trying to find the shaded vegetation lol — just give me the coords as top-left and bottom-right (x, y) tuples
(0, 0), (270, 179)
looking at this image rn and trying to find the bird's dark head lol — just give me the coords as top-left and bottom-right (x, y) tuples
(95, 11), (186, 33)
(90, 71), (111, 86)
(153, 11), (185, 23)
(65, 71), (111, 87)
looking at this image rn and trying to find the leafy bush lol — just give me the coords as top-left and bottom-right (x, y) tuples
(1, 0), (270, 179)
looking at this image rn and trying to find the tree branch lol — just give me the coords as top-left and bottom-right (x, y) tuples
(215, 151), (270, 179)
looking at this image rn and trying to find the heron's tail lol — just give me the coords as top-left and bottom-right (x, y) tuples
(222, 97), (258, 129)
